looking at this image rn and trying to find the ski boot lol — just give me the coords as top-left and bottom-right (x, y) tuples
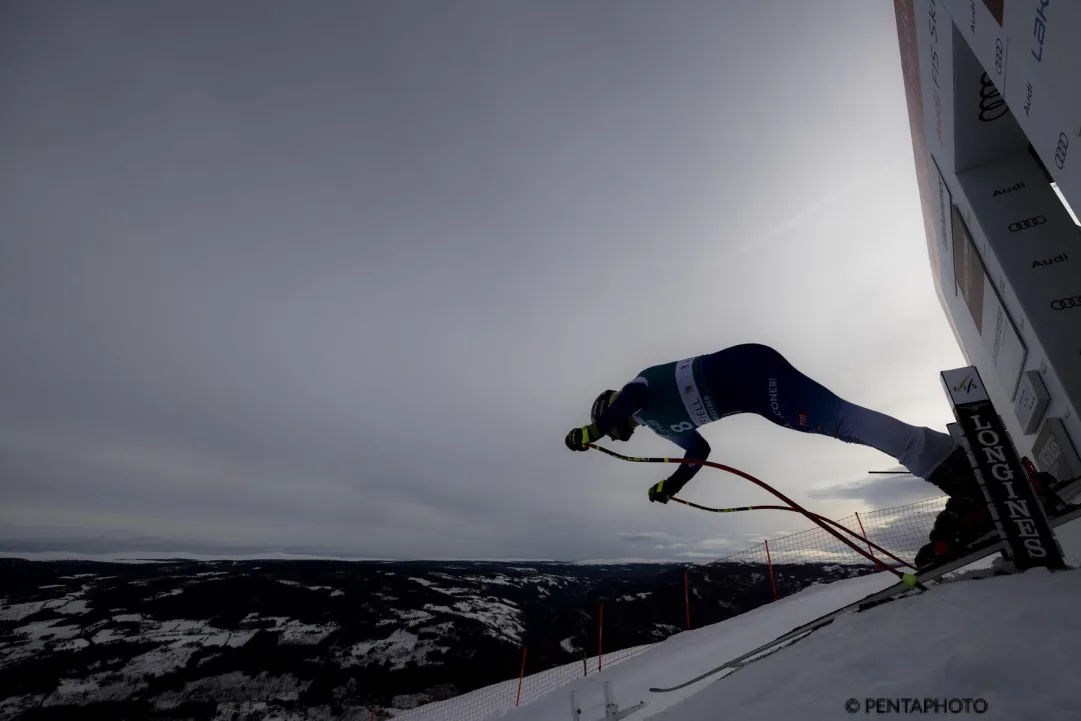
(913, 445), (996, 570)
(913, 495), (995, 569)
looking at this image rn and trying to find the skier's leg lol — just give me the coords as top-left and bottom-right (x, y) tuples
(750, 346), (958, 480)
(709, 344), (993, 569)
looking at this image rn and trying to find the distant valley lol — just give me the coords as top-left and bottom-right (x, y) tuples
(0, 557), (874, 719)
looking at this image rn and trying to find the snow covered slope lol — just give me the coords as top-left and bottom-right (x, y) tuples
(491, 518), (1081, 721)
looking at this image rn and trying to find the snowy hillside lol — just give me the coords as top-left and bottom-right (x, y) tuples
(0, 557), (871, 719)
(5, 523), (1080, 720)
(489, 518), (1081, 721)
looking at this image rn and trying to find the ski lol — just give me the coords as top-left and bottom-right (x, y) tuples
(647, 502), (1081, 694)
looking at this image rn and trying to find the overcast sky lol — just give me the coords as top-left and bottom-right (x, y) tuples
(1, 0), (968, 563)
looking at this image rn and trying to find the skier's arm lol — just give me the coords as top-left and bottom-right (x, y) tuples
(662, 430), (711, 495)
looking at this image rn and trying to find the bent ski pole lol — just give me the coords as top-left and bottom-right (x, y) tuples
(667, 497), (914, 571)
(587, 443), (925, 589)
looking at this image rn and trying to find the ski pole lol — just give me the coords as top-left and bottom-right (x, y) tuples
(666, 497), (915, 571)
(587, 443), (925, 589)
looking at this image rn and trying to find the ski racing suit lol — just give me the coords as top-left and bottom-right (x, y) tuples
(591, 343), (958, 500)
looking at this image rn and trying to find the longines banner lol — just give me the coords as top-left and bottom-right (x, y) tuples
(950, 206), (1027, 400)
(941, 366), (1066, 571)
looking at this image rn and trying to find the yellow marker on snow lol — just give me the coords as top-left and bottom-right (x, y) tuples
(901, 573), (918, 588)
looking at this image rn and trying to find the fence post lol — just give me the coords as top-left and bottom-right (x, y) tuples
(582, 649), (588, 676)
(764, 540), (778, 601)
(516, 646), (527, 706)
(597, 603), (603, 672)
(684, 569), (691, 629)
(854, 511), (883, 571)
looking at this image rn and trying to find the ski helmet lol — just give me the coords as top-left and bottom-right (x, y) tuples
(591, 389), (635, 441)
(591, 390), (619, 424)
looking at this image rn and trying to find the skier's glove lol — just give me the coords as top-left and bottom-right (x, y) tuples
(565, 424), (601, 451)
(648, 479), (672, 504)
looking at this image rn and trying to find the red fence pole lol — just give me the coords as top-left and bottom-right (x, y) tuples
(684, 570), (691, 629)
(515, 647), (527, 706)
(597, 603), (603, 672)
(764, 540), (778, 600)
(855, 511), (883, 571)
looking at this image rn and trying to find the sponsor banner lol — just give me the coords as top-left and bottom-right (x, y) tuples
(999, 5), (1081, 217)
(956, 152), (1081, 403)
(894, 0), (945, 293)
(945, 0), (1081, 218)
(999, 68), (1080, 218)
(949, 20), (1029, 173)
(941, 365), (1067, 571)
(1002, 0), (1081, 138)
(943, 367), (991, 404)
(951, 206), (1027, 399)
(930, 156), (955, 283)
(1014, 368), (1051, 435)
(942, 0), (1009, 85)
(918, 0), (955, 159)
(1033, 416), (1081, 483)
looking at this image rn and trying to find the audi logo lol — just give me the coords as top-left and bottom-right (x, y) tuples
(1051, 296), (1081, 311)
(1055, 132), (1069, 170)
(978, 73), (1007, 122)
(1009, 216), (1047, 232)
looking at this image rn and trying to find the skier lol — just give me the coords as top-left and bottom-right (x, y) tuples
(563, 343), (993, 568)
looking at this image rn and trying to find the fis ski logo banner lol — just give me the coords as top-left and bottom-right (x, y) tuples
(955, 376), (977, 393)
(941, 367), (989, 405)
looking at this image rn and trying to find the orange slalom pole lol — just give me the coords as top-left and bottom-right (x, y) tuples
(855, 511), (883, 571)
(516, 647), (527, 706)
(597, 604), (603, 672)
